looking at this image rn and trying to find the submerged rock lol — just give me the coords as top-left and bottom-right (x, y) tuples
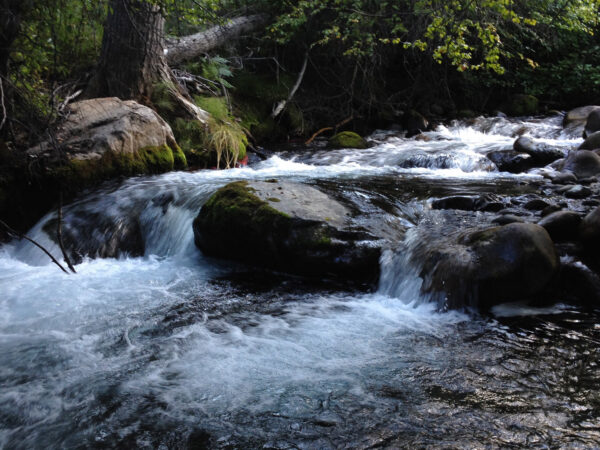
(421, 223), (559, 310)
(328, 131), (368, 149)
(193, 180), (381, 283)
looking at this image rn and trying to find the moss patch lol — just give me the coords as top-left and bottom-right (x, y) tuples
(328, 131), (368, 149)
(51, 145), (178, 187)
(505, 94), (539, 117)
(199, 181), (291, 233)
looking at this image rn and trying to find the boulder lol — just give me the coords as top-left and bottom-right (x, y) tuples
(580, 206), (600, 243)
(486, 150), (533, 173)
(431, 195), (504, 212)
(537, 211), (582, 242)
(193, 180), (381, 283)
(27, 97), (186, 184)
(403, 110), (429, 137)
(561, 150), (600, 178)
(421, 223), (559, 310)
(328, 131), (368, 149)
(42, 213), (144, 264)
(579, 131), (600, 150)
(563, 106), (600, 128)
(513, 136), (564, 166)
(584, 109), (600, 138)
(492, 215), (525, 225)
(564, 185), (592, 199)
(504, 94), (538, 116)
(551, 172), (577, 185)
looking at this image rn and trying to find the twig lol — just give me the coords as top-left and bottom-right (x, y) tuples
(305, 116), (355, 145)
(57, 192), (76, 273)
(0, 219), (69, 274)
(271, 51), (309, 119)
(0, 77), (6, 131)
(305, 127), (333, 145)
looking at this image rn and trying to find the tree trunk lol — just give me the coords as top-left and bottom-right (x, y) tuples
(86, 0), (207, 122)
(165, 14), (269, 66)
(87, 0), (169, 100)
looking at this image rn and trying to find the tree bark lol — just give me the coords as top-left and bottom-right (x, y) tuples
(87, 0), (169, 100)
(86, 0), (207, 122)
(165, 14), (269, 66)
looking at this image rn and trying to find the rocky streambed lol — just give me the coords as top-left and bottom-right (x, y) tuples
(0, 112), (599, 448)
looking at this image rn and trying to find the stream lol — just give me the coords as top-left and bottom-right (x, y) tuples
(1, 115), (599, 448)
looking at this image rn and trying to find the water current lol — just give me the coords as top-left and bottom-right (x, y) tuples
(1, 115), (599, 448)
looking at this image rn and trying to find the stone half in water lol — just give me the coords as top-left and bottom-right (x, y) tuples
(193, 180), (381, 285)
(419, 222), (559, 311)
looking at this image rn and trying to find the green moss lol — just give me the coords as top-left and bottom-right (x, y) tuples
(267, 197), (281, 202)
(172, 144), (188, 170)
(202, 181), (291, 229)
(50, 145), (177, 187)
(328, 131), (368, 149)
(506, 94), (539, 116)
(139, 145), (175, 173)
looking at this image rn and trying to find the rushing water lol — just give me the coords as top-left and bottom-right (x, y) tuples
(1, 115), (599, 448)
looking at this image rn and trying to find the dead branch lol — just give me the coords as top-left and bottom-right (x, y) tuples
(57, 192), (76, 273)
(0, 77), (6, 131)
(305, 127), (333, 146)
(271, 51), (308, 119)
(305, 116), (354, 145)
(0, 219), (69, 274)
(165, 14), (269, 66)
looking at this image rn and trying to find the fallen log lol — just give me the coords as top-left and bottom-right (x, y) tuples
(165, 15), (269, 66)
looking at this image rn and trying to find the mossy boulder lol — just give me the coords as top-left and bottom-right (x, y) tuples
(421, 223), (559, 310)
(27, 97), (187, 186)
(328, 131), (368, 149)
(193, 180), (381, 283)
(504, 94), (539, 117)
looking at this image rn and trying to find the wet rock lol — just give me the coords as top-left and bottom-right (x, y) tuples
(43, 213), (144, 263)
(564, 185), (592, 199)
(537, 211), (582, 242)
(431, 195), (504, 212)
(563, 105), (600, 128)
(541, 204), (562, 217)
(431, 196), (478, 211)
(422, 223), (559, 310)
(580, 131), (600, 150)
(551, 172), (577, 185)
(580, 206), (600, 244)
(561, 150), (600, 178)
(328, 131), (368, 149)
(584, 109), (600, 138)
(403, 110), (429, 137)
(513, 136), (564, 166)
(524, 199), (550, 211)
(551, 263), (600, 308)
(492, 215), (525, 225)
(486, 150), (532, 173)
(194, 181), (381, 283)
